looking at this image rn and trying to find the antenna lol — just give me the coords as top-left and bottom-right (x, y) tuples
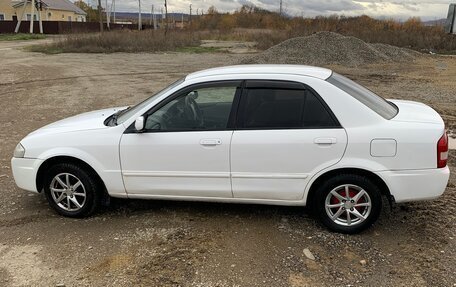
(279, 0), (283, 16)
(189, 4), (192, 24)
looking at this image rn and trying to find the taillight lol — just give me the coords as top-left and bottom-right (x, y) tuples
(437, 131), (448, 168)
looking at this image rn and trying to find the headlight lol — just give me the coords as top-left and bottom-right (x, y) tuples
(13, 143), (25, 158)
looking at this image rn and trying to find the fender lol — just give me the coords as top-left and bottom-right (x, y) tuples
(302, 158), (392, 205)
(36, 147), (127, 197)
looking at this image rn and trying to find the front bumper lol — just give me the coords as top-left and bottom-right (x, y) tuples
(377, 166), (450, 203)
(11, 157), (44, 193)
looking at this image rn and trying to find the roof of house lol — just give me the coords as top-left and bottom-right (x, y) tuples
(13, 0), (87, 15)
(186, 65), (333, 81)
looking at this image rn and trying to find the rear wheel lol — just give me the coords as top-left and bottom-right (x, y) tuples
(43, 163), (100, 218)
(313, 174), (382, 234)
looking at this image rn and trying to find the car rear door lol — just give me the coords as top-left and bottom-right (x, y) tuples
(230, 80), (348, 201)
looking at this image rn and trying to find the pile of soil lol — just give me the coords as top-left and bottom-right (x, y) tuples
(242, 32), (421, 66)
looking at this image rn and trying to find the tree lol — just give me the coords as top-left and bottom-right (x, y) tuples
(74, 0), (102, 22)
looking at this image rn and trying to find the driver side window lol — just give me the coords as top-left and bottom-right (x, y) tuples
(145, 83), (239, 132)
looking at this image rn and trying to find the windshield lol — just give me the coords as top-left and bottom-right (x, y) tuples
(327, 73), (398, 120)
(116, 78), (185, 125)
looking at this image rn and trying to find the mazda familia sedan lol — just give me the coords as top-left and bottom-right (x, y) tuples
(12, 65), (450, 233)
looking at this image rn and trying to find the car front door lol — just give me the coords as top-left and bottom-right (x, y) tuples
(119, 81), (241, 198)
(230, 80), (348, 201)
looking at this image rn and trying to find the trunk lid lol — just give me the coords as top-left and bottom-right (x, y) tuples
(389, 100), (444, 125)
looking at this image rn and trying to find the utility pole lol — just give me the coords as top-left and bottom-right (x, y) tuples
(105, 0), (110, 29)
(15, 0), (27, 33)
(181, 13), (183, 29)
(153, 5), (157, 29)
(149, 4), (154, 26)
(160, 8), (163, 28)
(279, 0), (283, 16)
(138, 0), (142, 30)
(189, 4), (192, 24)
(164, 0), (168, 35)
(29, 0), (35, 33)
(37, 0), (43, 34)
(98, 0), (103, 32)
(112, 0), (116, 23)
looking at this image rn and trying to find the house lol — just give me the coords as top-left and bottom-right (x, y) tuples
(0, 0), (16, 20)
(0, 0), (87, 22)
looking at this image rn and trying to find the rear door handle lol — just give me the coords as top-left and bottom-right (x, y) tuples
(314, 137), (337, 145)
(200, 139), (222, 146)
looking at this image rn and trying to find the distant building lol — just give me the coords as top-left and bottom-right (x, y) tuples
(0, 0), (16, 20)
(0, 0), (86, 22)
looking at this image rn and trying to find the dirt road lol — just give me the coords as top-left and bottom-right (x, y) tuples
(0, 40), (455, 287)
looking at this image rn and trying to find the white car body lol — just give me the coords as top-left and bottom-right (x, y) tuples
(12, 65), (450, 208)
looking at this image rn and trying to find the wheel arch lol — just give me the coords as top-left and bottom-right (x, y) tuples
(36, 156), (107, 195)
(305, 167), (392, 207)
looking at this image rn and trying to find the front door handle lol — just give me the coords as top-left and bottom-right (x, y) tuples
(200, 139), (222, 146)
(314, 137), (337, 145)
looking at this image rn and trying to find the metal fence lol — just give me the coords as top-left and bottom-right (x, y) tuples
(0, 21), (152, 34)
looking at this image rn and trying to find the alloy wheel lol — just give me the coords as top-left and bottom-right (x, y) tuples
(50, 173), (87, 212)
(325, 184), (372, 226)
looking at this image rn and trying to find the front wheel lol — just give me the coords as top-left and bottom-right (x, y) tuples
(313, 174), (382, 234)
(43, 163), (100, 218)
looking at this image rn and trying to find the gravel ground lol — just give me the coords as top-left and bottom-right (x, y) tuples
(242, 32), (420, 67)
(0, 40), (455, 287)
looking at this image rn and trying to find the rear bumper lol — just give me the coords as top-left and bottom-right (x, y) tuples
(377, 167), (450, 203)
(11, 157), (43, 193)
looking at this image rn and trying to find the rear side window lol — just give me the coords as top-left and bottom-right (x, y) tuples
(327, 73), (398, 119)
(238, 85), (338, 129)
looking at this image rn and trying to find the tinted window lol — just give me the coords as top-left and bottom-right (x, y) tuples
(327, 73), (398, 119)
(239, 87), (337, 129)
(145, 85), (238, 131)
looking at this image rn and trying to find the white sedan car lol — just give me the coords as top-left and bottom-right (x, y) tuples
(12, 65), (450, 233)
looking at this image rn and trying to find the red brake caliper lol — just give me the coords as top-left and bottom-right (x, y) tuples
(330, 189), (366, 214)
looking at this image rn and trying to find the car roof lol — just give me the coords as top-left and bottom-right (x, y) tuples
(185, 65), (333, 81)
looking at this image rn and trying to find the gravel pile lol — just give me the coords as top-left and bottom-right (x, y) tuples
(242, 32), (421, 66)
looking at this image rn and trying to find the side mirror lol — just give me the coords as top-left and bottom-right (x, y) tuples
(134, 116), (145, 132)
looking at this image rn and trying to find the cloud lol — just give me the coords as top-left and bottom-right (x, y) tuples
(79, 0), (455, 20)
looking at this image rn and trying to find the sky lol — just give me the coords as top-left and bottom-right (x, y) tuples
(82, 0), (454, 21)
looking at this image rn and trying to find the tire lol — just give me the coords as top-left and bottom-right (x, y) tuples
(313, 174), (382, 234)
(43, 163), (101, 218)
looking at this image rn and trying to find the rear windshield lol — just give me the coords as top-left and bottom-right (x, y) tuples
(327, 73), (398, 119)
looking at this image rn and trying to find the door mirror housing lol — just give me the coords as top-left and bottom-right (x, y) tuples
(134, 116), (145, 132)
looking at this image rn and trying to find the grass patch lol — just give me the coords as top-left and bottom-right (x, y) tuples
(175, 46), (223, 53)
(29, 30), (201, 54)
(0, 33), (46, 41)
(26, 45), (63, 54)
(436, 50), (456, 55)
